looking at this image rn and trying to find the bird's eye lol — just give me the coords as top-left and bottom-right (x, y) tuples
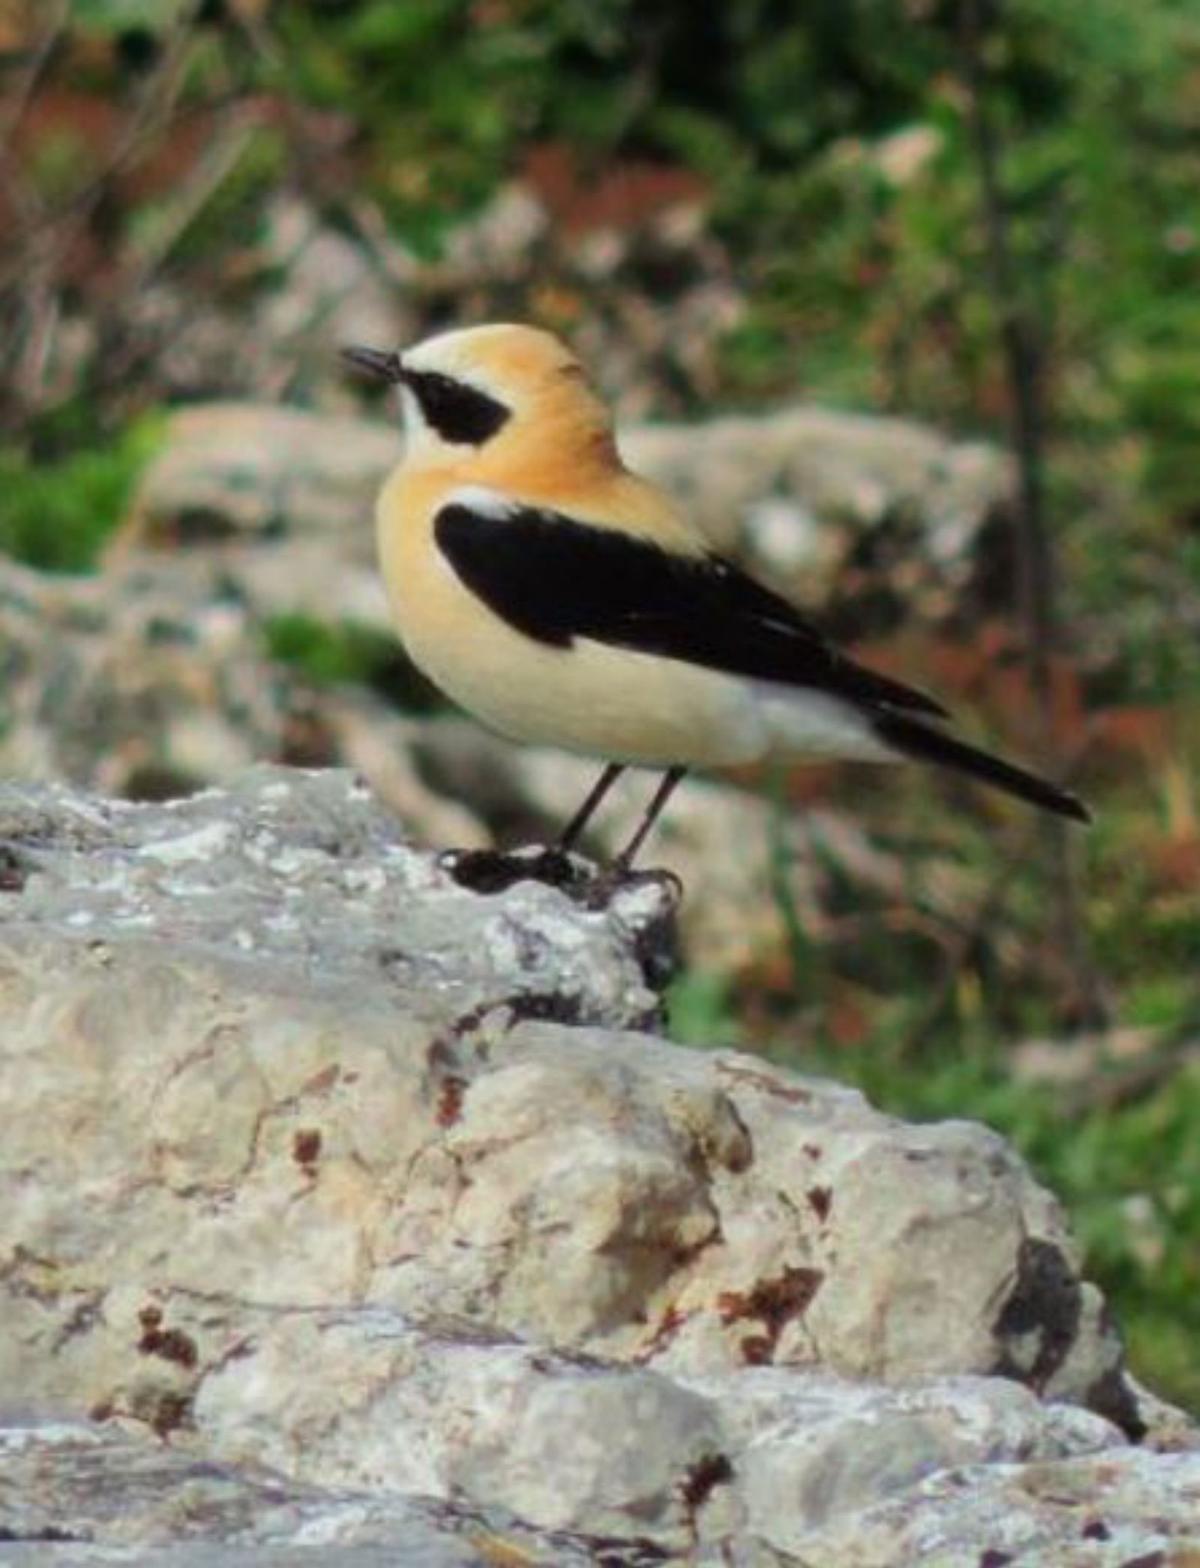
(407, 371), (510, 446)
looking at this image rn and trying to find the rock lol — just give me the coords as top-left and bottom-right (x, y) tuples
(121, 402), (394, 557)
(125, 398), (1010, 629)
(0, 767), (669, 1035)
(0, 769), (1195, 1563)
(410, 718), (983, 980)
(0, 1418), (613, 1566)
(621, 407), (1008, 600)
(193, 1309), (725, 1547)
(1, 548), (973, 992)
(0, 554), (286, 793)
(0, 554), (480, 852)
(794, 1446), (1200, 1566)
(257, 196), (416, 389)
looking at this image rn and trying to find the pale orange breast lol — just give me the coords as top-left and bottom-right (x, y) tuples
(374, 466), (764, 768)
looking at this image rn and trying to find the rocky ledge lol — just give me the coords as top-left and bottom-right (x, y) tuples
(0, 768), (1196, 1566)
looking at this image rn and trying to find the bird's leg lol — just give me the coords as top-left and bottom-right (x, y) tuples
(559, 762), (626, 852)
(613, 766), (686, 870)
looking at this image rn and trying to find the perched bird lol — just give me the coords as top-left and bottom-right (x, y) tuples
(344, 323), (1088, 867)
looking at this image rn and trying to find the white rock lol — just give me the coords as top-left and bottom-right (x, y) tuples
(0, 770), (1193, 1565)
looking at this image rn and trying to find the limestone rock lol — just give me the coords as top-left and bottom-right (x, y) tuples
(0, 770), (1195, 1564)
(410, 719), (983, 980)
(796, 1446), (1200, 1566)
(0, 554), (479, 851)
(0, 1418), (615, 1566)
(126, 399), (1009, 625)
(0, 767), (669, 1035)
(2, 546), (968, 986)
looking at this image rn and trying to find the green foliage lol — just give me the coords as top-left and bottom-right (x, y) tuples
(263, 613), (442, 713)
(142, 124), (290, 271)
(72, 0), (191, 34)
(0, 418), (163, 573)
(665, 970), (740, 1049)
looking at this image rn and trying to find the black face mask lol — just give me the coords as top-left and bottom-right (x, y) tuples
(404, 370), (511, 446)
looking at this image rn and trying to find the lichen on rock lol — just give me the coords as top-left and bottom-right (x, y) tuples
(0, 768), (1195, 1564)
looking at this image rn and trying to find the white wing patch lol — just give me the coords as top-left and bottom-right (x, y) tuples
(444, 485), (521, 519)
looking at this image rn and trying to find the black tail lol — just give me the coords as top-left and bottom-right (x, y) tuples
(874, 711), (1091, 823)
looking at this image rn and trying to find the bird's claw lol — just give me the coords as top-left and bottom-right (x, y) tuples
(439, 844), (682, 907)
(439, 844), (588, 896)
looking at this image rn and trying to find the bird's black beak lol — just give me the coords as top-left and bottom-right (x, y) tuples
(341, 344), (404, 383)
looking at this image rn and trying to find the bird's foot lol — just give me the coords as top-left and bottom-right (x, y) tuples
(579, 861), (684, 912)
(439, 843), (682, 909)
(438, 843), (590, 896)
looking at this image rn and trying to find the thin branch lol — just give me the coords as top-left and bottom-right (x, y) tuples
(121, 107), (263, 288)
(959, 0), (1057, 723)
(0, 0), (205, 295)
(0, 0), (69, 220)
(958, 0), (1109, 1028)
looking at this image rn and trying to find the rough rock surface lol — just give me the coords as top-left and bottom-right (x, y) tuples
(0, 768), (1196, 1564)
(0, 549), (978, 987)
(0, 553), (481, 845)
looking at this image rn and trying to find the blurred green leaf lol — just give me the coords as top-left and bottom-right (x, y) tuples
(0, 418), (164, 574)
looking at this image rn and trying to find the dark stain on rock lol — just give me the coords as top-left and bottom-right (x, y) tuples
(739, 1334), (772, 1364)
(1086, 1363), (1146, 1443)
(147, 1389), (193, 1440)
(994, 1245), (1145, 1443)
(718, 1264), (823, 1362)
(292, 1127), (322, 1171)
(0, 1526), (81, 1543)
(722, 1110), (754, 1175)
(587, 1538), (671, 1567)
(508, 991), (587, 1027)
(377, 945), (414, 980)
(679, 1451), (734, 1514)
(300, 1064), (340, 1097)
(1081, 1520), (1111, 1541)
(617, 875), (683, 997)
(806, 1185), (832, 1222)
(992, 1237), (1081, 1395)
(719, 1062), (811, 1105)
(436, 1075), (466, 1127)
(137, 1305), (198, 1370)
(0, 845), (29, 893)
(637, 1303), (690, 1362)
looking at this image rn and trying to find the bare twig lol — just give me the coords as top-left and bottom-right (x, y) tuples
(895, 824), (1031, 1057)
(0, 0), (206, 295)
(228, 4), (430, 303)
(958, 0), (1109, 1027)
(0, 0), (69, 220)
(959, 0), (1057, 722)
(120, 107), (263, 288)
(1062, 1036), (1200, 1117)
(1, 1), (209, 426)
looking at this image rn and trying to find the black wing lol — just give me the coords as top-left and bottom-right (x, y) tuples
(434, 499), (948, 720)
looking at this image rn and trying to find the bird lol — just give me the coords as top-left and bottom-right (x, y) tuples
(343, 323), (1089, 870)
